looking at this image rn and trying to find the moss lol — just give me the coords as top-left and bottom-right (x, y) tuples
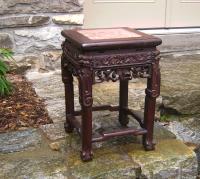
(160, 114), (180, 122)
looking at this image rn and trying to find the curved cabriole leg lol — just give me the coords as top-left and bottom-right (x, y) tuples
(143, 57), (160, 151)
(119, 79), (129, 126)
(78, 68), (93, 161)
(61, 54), (75, 133)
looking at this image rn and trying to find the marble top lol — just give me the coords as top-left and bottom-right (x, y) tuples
(77, 28), (141, 40)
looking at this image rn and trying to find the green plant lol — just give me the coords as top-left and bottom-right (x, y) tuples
(0, 48), (13, 96)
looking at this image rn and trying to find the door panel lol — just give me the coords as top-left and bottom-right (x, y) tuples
(84, 0), (167, 28)
(166, 0), (200, 27)
(84, 0), (200, 28)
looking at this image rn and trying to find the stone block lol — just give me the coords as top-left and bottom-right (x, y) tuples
(160, 53), (200, 115)
(0, 15), (50, 28)
(65, 142), (141, 178)
(52, 14), (84, 25)
(0, 33), (13, 49)
(0, 129), (196, 178)
(14, 26), (63, 53)
(39, 122), (67, 141)
(0, 0), (82, 15)
(0, 129), (42, 153)
(0, 154), (67, 179)
(78, 0), (84, 5)
(164, 117), (200, 145)
(157, 33), (200, 53)
(125, 140), (197, 178)
(12, 54), (43, 71)
(12, 51), (61, 72)
(41, 51), (62, 71)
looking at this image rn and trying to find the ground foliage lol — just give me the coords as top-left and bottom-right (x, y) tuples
(0, 48), (13, 96)
(0, 72), (52, 133)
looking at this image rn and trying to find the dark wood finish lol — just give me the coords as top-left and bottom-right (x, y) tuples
(61, 27), (162, 51)
(92, 128), (147, 143)
(119, 80), (129, 126)
(61, 54), (75, 133)
(78, 68), (93, 161)
(143, 56), (160, 150)
(74, 105), (119, 116)
(61, 27), (162, 161)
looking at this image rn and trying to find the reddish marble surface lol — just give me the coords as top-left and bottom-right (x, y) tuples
(77, 28), (141, 40)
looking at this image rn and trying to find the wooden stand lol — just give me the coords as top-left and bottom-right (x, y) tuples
(61, 27), (162, 161)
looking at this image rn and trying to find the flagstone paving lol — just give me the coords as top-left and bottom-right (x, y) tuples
(0, 120), (197, 178)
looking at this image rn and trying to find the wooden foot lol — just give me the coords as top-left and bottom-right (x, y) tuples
(143, 139), (156, 151)
(64, 121), (74, 133)
(80, 151), (93, 162)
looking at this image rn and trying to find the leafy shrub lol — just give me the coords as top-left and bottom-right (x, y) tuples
(0, 48), (13, 96)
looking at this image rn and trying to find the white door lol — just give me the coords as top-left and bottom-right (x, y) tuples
(84, 0), (200, 28)
(166, 0), (200, 27)
(84, 0), (167, 28)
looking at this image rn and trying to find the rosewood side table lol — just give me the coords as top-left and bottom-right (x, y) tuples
(61, 27), (162, 161)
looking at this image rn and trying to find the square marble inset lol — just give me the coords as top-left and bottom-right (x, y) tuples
(77, 28), (141, 40)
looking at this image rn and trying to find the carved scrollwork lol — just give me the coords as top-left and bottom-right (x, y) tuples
(61, 54), (73, 84)
(95, 70), (119, 82)
(61, 58), (78, 78)
(62, 40), (80, 60)
(94, 65), (151, 83)
(145, 55), (161, 98)
(91, 51), (158, 68)
(151, 55), (161, 97)
(81, 90), (93, 107)
(62, 40), (160, 68)
(77, 68), (93, 107)
(68, 62), (78, 77)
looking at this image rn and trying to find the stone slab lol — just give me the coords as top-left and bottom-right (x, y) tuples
(0, 152), (67, 179)
(14, 26), (63, 53)
(52, 14), (84, 25)
(164, 117), (200, 145)
(10, 54), (44, 75)
(124, 139), (197, 178)
(0, 129), (42, 153)
(0, 116), (197, 178)
(157, 33), (200, 53)
(41, 51), (62, 71)
(39, 122), (67, 141)
(0, 33), (13, 49)
(12, 51), (61, 73)
(0, 0), (82, 15)
(65, 142), (141, 178)
(160, 54), (200, 115)
(0, 15), (50, 28)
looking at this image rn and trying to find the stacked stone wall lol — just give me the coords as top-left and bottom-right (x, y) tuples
(0, 0), (84, 71)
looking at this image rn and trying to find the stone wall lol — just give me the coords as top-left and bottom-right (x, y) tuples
(0, 0), (84, 71)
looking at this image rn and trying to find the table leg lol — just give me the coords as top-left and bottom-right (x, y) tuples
(78, 69), (93, 161)
(61, 55), (74, 133)
(143, 58), (160, 150)
(119, 79), (129, 126)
